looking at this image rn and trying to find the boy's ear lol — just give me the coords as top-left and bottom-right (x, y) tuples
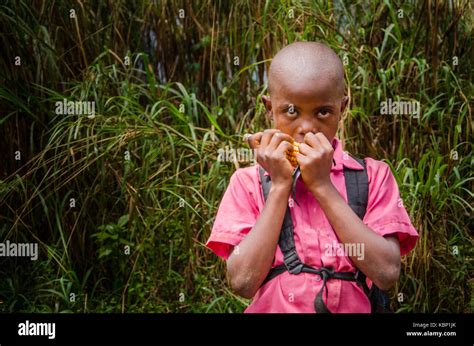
(261, 95), (273, 118)
(340, 96), (349, 114)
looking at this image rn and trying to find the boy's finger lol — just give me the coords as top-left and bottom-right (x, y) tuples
(274, 140), (293, 156)
(310, 133), (333, 157)
(267, 132), (294, 151)
(300, 133), (333, 157)
(245, 132), (262, 149)
(315, 132), (333, 152)
(303, 132), (319, 149)
(260, 129), (281, 148)
(295, 151), (307, 165)
(297, 142), (312, 156)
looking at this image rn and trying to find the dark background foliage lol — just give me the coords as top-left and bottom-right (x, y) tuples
(0, 0), (472, 312)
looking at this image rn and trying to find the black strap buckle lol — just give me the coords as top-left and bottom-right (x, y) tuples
(284, 251), (304, 274)
(319, 267), (334, 280)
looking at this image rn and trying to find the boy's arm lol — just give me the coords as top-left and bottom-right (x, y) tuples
(227, 130), (293, 299)
(298, 132), (401, 291)
(227, 182), (291, 298)
(312, 184), (401, 291)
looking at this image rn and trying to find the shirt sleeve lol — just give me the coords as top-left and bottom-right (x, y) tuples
(206, 168), (260, 260)
(363, 158), (419, 256)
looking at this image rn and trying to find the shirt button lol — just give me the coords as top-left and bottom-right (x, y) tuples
(313, 208), (316, 213)
(315, 276), (321, 282)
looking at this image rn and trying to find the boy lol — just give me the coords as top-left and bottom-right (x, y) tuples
(206, 42), (418, 313)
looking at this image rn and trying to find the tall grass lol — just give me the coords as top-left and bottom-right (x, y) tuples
(0, 0), (472, 312)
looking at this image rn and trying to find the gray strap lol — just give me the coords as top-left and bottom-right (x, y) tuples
(343, 157), (368, 220)
(343, 157), (370, 303)
(259, 167), (304, 274)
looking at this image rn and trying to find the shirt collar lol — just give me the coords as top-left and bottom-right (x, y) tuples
(331, 137), (365, 171)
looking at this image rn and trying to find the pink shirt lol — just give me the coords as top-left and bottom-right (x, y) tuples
(206, 138), (418, 313)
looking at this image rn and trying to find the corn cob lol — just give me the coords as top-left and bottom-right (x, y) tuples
(286, 141), (300, 167)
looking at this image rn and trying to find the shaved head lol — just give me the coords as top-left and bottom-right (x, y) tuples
(261, 42), (349, 143)
(268, 42), (345, 97)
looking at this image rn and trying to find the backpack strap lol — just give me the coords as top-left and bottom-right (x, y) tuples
(258, 159), (377, 313)
(259, 167), (304, 274)
(342, 158), (374, 297)
(343, 157), (368, 220)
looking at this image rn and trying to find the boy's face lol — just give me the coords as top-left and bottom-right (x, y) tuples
(262, 74), (348, 144)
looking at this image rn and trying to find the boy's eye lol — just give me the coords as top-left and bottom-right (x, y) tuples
(286, 105), (297, 116)
(318, 109), (331, 117)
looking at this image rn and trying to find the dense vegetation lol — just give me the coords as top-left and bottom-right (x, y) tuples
(0, 0), (472, 312)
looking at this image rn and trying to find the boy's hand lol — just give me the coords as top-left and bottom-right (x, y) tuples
(246, 130), (294, 188)
(296, 132), (334, 195)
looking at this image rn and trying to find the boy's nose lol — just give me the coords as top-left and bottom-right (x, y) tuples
(297, 123), (319, 141)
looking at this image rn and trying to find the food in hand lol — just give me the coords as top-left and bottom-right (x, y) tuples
(286, 141), (300, 167)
